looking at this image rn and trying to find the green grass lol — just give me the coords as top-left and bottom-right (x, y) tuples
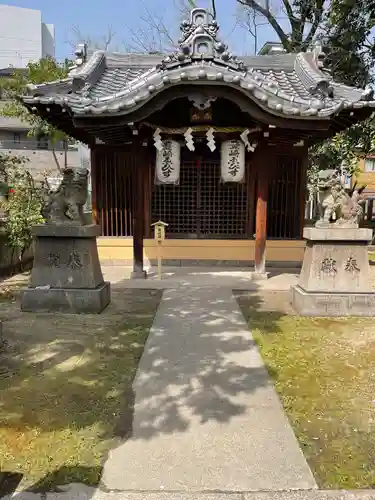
(0, 289), (161, 492)
(236, 292), (375, 489)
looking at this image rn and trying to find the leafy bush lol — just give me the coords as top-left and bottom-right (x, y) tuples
(0, 153), (44, 260)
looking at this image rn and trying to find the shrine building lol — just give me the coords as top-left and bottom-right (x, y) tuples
(22, 8), (375, 277)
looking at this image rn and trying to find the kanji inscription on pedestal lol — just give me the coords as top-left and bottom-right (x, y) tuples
(67, 250), (83, 269)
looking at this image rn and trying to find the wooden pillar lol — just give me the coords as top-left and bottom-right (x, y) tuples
(90, 147), (98, 225)
(144, 148), (152, 238)
(367, 198), (374, 221)
(246, 156), (256, 238)
(254, 168), (269, 277)
(131, 144), (147, 279)
(299, 151), (308, 237)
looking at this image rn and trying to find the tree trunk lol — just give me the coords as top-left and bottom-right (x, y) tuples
(51, 147), (63, 173)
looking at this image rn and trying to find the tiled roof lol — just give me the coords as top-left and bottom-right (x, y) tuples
(22, 8), (375, 123)
(87, 67), (146, 99)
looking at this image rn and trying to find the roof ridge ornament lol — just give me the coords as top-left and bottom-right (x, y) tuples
(310, 42), (334, 98)
(69, 43), (88, 75)
(311, 40), (330, 73)
(157, 8), (247, 72)
(296, 41), (334, 99)
(74, 43), (88, 67)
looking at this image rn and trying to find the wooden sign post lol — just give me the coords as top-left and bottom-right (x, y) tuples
(151, 220), (168, 279)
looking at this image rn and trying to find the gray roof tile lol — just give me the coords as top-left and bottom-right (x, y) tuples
(87, 67), (146, 99)
(22, 8), (375, 122)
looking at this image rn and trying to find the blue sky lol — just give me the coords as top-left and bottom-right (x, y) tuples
(1, 0), (286, 60)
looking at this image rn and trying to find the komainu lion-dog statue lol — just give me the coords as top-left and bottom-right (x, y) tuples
(315, 169), (366, 228)
(41, 168), (89, 225)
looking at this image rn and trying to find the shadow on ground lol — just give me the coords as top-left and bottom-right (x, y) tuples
(0, 273), (291, 492)
(0, 471), (23, 498)
(0, 467), (102, 497)
(110, 286), (288, 443)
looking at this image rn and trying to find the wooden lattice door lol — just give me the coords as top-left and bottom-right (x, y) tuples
(152, 149), (249, 238)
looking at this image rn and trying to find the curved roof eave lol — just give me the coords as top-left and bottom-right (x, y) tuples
(22, 60), (375, 122)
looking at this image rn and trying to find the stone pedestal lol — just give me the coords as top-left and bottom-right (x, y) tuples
(292, 227), (375, 316)
(21, 224), (110, 314)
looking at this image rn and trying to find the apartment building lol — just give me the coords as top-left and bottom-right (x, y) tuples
(0, 4), (55, 68)
(0, 5), (80, 178)
(355, 155), (375, 196)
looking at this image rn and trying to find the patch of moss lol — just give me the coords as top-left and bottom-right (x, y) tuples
(236, 292), (375, 489)
(0, 289), (161, 491)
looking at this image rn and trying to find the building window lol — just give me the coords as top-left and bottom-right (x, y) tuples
(13, 133), (21, 144)
(37, 137), (49, 150)
(365, 159), (375, 172)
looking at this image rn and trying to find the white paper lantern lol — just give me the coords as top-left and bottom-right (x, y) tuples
(156, 139), (181, 184)
(220, 139), (245, 183)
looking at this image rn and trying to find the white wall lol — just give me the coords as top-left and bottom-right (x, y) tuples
(0, 5), (55, 68)
(42, 23), (55, 58)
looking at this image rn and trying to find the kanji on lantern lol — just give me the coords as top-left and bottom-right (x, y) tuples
(155, 139), (181, 184)
(220, 139), (245, 182)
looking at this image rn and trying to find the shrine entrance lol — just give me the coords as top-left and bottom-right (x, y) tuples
(23, 5), (375, 276)
(94, 147), (304, 241)
(152, 147), (250, 239)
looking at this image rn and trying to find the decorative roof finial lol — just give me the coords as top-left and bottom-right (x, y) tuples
(158, 7), (247, 72)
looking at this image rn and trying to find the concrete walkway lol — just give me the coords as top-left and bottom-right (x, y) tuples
(101, 286), (316, 492)
(103, 266), (300, 291)
(5, 487), (375, 499)
(5, 488), (375, 500)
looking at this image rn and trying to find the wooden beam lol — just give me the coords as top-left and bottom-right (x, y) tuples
(72, 86), (332, 131)
(131, 144), (147, 279)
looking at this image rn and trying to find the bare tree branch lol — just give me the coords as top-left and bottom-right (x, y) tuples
(140, 6), (176, 49)
(174, 0), (192, 22)
(303, 1), (325, 48)
(66, 25), (117, 52)
(238, 6), (262, 54)
(51, 147), (63, 173)
(211, 0), (217, 19)
(238, 0), (327, 52)
(122, 0), (180, 53)
(237, 0), (292, 50)
(280, 0), (293, 21)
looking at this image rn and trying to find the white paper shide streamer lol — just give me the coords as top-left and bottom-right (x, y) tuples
(153, 128), (162, 151)
(221, 139), (245, 183)
(184, 127), (195, 151)
(206, 127), (216, 151)
(240, 129), (257, 152)
(156, 139), (181, 184)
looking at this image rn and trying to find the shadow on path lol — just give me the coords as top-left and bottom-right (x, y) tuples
(0, 277), (291, 495)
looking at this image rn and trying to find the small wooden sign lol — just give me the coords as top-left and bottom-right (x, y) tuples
(152, 220), (168, 242)
(151, 220), (169, 279)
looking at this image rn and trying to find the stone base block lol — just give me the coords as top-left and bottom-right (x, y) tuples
(20, 282), (111, 314)
(130, 270), (147, 279)
(30, 224), (105, 290)
(252, 272), (269, 281)
(292, 285), (375, 317)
